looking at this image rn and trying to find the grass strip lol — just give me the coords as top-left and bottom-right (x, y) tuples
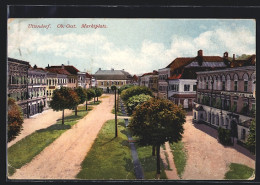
(76, 119), (135, 179)
(224, 163), (254, 180)
(111, 99), (123, 116)
(135, 145), (167, 179)
(169, 141), (187, 178)
(8, 105), (92, 176)
(88, 100), (101, 105)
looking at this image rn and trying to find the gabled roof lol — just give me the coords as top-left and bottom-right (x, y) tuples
(141, 70), (158, 77)
(230, 54), (256, 68)
(86, 72), (92, 78)
(166, 56), (227, 70)
(94, 69), (132, 80)
(45, 68), (71, 75)
(132, 75), (138, 81)
(49, 65), (80, 74)
(166, 57), (194, 69)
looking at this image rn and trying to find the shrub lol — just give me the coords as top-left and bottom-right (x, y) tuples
(120, 86), (152, 102)
(118, 84), (134, 94)
(218, 127), (232, 146)
(246, 119), (256, 154)
(126, 94), (152, 115)
(8, 98), (24, 142)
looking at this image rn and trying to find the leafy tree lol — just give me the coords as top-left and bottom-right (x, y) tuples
(129, 98), (186, 178)
(118, 84), (134, 94)
(95, 88), (103, 101)
(111, 85), (117, 91)
(120, 86), (152, 102)
(85, 88), (95, 110)
(126, 94), (152, 115)
(246, 119), (256, 154)
(8, 98), (24, 142)
(50, 87), (80, 124)
(74, 87), (87, 116)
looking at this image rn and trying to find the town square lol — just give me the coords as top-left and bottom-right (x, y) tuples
(7, 18), (256, 180)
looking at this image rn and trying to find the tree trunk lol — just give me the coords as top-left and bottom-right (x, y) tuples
(86, 100), (88, 111)
(62, 109), (64, 125)
(97, 96), (99, 101)
(156, 144), (161, 179)
(115, 89), (117, 137)
(152, 145), (156, 156)
(75, 106), (77, 116)
(94, 96), (96, 104)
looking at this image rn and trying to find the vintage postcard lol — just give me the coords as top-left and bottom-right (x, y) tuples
(7, 18), (256, 180)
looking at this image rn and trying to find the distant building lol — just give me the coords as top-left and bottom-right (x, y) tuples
(46, 64), (79, 88)
(193, 65), (256, 143)
(8, 57), (30, 117)
(77, 72), (87, 88)
(94, 68), (132, 92)
(85, 72), (92, 89)
(140, 70), (158, 96)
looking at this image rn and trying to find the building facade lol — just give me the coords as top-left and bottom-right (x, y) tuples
(168, 79), (197, 109)
(8, 58), (30, 117)
(28, 65), (47, 116)
(158, 68), (171, 99)
(193, 66), (256, 143)
(94, 68), (132, 92)
(46, 71), (58, 104)
(77, 72), (87, 88)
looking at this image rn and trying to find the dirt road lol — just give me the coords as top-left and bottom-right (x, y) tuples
(182, 114), (255, 180)
(10, 94), (115, 180)
(8, 109), (73, 148)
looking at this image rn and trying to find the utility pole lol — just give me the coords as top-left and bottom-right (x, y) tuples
(115, 88), (118, 137)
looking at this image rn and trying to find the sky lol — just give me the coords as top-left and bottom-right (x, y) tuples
(8, 19), (255, 75)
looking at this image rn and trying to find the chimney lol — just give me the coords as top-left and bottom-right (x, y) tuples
(233, 54), (235, 61)
(33, 64), (37, 69)
(111, 68), (114, 71)
(223, 52), (228, 59)
(99, 68), (101, 71)
(62, 64), (65, 69)
(122, 69), (124, 71)
(47, 64), (50, 68)
(198, 50), (203, 57)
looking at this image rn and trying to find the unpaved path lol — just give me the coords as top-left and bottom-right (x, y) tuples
(10, 94), (115, 180)
(160, 142), (179, 180)
(8, 109), (73, 148)
(182, 113), (255, 180)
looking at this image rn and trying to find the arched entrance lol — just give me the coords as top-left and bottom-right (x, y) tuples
(231, 120), (238, 144)
(183, 99), (188, 109)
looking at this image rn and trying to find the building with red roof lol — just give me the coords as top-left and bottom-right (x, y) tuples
(159, 50), (230, 109)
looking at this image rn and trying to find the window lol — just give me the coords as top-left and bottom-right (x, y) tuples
(101, 82), (104, 85)
(234, 81), (238, 91)
(222, 81), (225, 91)
(193, 85), (197, 91)
(206, 81), (208, 90)
(184, 84), (190, 91)
(244, 81), (248, 92)
(170, 84), (179, 92)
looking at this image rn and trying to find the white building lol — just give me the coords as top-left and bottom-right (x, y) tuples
(168, 79), (197, 109)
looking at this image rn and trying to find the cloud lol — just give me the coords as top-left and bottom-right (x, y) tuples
(8, 22), (255, 75)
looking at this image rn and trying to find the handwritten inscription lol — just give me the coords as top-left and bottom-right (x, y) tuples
(28, 24), (51, 29)
(27, 23), (108, 30)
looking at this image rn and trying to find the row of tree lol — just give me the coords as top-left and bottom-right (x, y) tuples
(50, 87), (103, 124)
(7, 87), (103, 142)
